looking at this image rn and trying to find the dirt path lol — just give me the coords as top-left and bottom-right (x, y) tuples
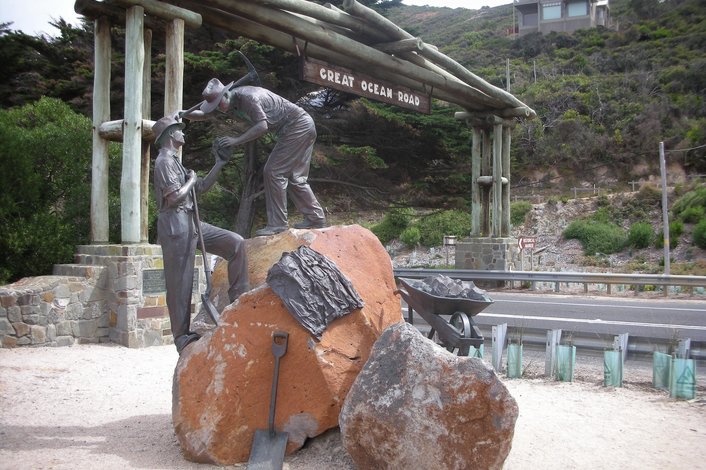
(1, 344), (704, 469)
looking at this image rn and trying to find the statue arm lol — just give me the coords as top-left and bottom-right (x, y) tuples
(178, 109), (209, 121)
(195, 158), (227, 195)
(216, 120), (268, 149)
(163, 170), (197, 208)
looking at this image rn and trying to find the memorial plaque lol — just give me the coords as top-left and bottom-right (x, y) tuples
(143, 269), (166, 294)
(142, 269), (199, 294)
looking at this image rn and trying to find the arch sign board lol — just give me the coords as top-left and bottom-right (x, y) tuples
(301, 57), (431, 114)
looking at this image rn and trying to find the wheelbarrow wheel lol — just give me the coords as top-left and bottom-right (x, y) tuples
(450, 311), (472, 338)
(449, 312), (473, 355)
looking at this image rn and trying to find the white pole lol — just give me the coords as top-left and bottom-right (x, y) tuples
(659, 141), (670, 275)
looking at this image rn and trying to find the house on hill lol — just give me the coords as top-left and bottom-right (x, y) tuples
(514, 0), (611, 36)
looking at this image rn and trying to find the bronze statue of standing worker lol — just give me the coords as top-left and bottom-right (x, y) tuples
(177, 53), (327, 236)
(154, 53), (327, 352)
(152, 116), (249, 354)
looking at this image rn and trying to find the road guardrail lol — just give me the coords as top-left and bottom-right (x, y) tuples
(393, 268), (706, 295)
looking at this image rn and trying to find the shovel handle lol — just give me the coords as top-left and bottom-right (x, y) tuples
(268, 331), (288, 436)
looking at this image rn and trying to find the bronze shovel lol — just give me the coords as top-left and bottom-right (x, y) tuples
(247, 331), (289, 470)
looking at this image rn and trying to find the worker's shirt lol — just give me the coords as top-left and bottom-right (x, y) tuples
(231, 86), (305, 134)
(153, 150), (193, 213)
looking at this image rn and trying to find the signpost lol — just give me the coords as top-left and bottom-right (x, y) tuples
(518, 236), (536, 251)
(518, 236), (538, 289)
(301, 57), (432, 114)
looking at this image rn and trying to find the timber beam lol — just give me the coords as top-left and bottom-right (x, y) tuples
(106, 0), (202, 28)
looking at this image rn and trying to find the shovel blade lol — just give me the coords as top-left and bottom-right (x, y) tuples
(201, 294), (220, 325)
(247, 430), (288, 470)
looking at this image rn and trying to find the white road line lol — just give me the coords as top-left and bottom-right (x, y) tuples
(476, 313), (705, 331)
(495, 299), (706, 313)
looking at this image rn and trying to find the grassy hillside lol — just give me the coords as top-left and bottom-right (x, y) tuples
(386, 0), (706, 195)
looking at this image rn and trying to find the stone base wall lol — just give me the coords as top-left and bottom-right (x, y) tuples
(455, 237), (518, 274)
(0, 271), (110, 348)
(0, 244), (203, 349)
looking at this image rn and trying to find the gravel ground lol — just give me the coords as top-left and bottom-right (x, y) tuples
(1, 342), (704, 470)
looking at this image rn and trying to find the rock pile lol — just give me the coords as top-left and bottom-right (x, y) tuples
(172, 225), (403, 465)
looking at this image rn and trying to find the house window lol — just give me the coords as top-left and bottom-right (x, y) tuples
(523, 12), (538, 27)
(568, 0), (588, 17)
(542, 2), (562, 20)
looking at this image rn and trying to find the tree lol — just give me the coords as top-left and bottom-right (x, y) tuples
(0, 20), (94, 113)
(0, 98), (111, 283)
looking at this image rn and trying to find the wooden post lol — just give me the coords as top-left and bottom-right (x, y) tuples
(164, 17), (185, 161)
(91, 16), (111, 244)
(481, 128), (491, 237)
(471, 127), (481, 237)
(98, 119), (156, 141)
(492, 122), (503, 237)
(109, 0), (202, 28)
(502, 123), (512, 237)
(140, 28), (152, 243)
(234, 140), (260, 237)
(121, 6), (145, 243)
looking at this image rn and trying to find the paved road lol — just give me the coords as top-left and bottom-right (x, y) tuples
(403, 291), (706, 345)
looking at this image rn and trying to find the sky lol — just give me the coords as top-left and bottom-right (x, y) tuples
(0, 0), (511, 36)
(403, 0), (511, 8)
(0, 0), (83, 36)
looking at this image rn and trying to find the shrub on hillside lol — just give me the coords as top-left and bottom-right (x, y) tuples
(693, 219), (706, 249)
(563, 219), (627, 254)
(679, 205), (705, 223)
(417, 210), (471, 246)
(636, 184), (662, 207)
(627, 222), (654, 248)
(672, 187), (706, 217)
(671, 220), (685, 238)
(371, 207), (415, 245)
(654, 220), (683, 249)
(400, 226), (421, 247)
(510, 201), (533, 226)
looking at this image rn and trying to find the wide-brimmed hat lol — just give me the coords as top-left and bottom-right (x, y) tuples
(152, 116), (185, 146)
(200, 78), (234, 113)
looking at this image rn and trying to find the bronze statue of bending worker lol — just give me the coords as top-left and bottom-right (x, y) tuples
(179, 79), (327, 237)
(152, 116), (249, 354)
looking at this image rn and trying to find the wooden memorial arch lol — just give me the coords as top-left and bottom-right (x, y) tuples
(76, 0), (535, 269)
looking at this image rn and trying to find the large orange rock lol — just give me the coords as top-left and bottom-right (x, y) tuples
(172, 225), (403, 465)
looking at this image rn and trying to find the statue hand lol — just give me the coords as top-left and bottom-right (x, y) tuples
(216, 136), (238, 149)
(212, 139), (232, 163)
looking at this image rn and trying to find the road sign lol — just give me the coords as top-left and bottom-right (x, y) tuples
(518, 236), (536, 251)
(301, 57), (432, 114)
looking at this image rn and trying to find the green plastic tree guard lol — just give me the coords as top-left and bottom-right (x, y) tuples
(507, 343), (523, 379)
(670, 357), (696, 400)
(604, 350), (623, 387)
(555, 345), (576, 382)
(653, 351), (671, 390)
(469, 344), (484, 359)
